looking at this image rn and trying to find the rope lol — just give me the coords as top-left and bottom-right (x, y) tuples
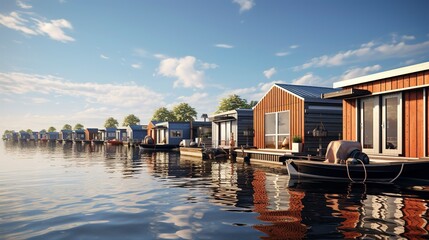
(389, 163), (404, 183)
(346, 159), (367, 183)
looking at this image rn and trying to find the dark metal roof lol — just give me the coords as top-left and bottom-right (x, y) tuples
(275, 83), (342, 104)
(322, 88), (372, 99)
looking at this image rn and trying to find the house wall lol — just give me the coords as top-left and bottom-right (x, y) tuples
(342, 70), (429, 158)
(253, 86), (304, 149)
(166, 122), (190, 145)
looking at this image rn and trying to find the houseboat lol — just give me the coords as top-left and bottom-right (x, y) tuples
(237, 83), (343, 165)
(73, 129), (85, 143)
(323, 62), (429, 161)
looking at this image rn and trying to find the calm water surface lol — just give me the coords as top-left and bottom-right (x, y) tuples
(1, 141), (429, 239)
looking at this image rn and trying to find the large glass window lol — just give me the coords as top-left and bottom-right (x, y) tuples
(264, 111), (290, 149)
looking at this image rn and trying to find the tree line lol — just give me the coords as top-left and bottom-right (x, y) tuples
(3, 94), (256, 136)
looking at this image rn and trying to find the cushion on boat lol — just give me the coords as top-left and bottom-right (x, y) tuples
(325, 140), (362, 164)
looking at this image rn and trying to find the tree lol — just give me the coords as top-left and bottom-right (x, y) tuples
(249, 100), (258, 108)
(62, 124), (72, 130)
(152, 107), (177, 122)
(47, 126), (56, 132)
(172, 103), (197, 122)
(74, 123), (84, 130)
(122, 114), (140, 127)
(104, 117), (119, 128)
(216, 94), (252, 113)
(26, 129), (33, 134)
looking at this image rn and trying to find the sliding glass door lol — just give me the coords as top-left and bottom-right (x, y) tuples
(360, 93), (402, 155)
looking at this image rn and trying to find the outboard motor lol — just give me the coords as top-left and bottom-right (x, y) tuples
(348, 149), (370, 164)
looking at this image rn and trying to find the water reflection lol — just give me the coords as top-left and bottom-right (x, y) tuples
(1, 141), (429, 239)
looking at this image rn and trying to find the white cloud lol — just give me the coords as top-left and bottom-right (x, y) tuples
(100, 54), (109, 60)
(263, 67), (277, 79)
(154, 53), (168, 59)
(290, 45), (299, 49)
(158, 56), (215, 89)
(177, 92), (208, 104)
(35, 18), (74, 42)
(0, 12), (37, 35)
(131, 63), (141, 69)
(17, 0), (32, 9)
(402, 35), (415, 41)
(30, 97), (50, 104)
(292, 73), (321, 85)
(0, 11), (75, 42)
(233, 0), (255, 13)
(214, 44), (234, 49)
(275, 52), (289, 57)
(341, 65), (382, 80)
(0, 72), (164, 108)
(295, 38), (429, 71)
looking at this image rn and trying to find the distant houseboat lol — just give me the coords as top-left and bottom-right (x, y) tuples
(59, 130), (73, 143)
(73, 129), (85, 143)
(210, 109), (253, 149)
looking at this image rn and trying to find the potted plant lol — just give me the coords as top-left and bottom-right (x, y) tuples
(292, 135), (302, 153)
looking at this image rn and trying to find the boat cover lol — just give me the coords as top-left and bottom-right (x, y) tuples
(325, 140), (362, 164)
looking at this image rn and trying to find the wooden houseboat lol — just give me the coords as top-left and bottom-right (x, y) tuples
(245, 83), (342, 163)
(59, 130), (73, 143)
(323, 62), (429, 160)
(115, 128), (127, 144)
(46, 132), (59, 142)
(18, 131), (31, 141)
(84, 128), (101, 144)
(209, 109), (253, 148)
(126, 125), (147, 146)
(73, 129), (85, 143)
(101, 128), (117, 141)
(31, 132), (38, 141)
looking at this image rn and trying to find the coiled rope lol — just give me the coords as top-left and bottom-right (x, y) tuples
(346, 160), (405, 183)
(346, 159), (367, 183)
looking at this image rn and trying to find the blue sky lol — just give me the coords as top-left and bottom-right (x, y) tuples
(1, 0), (429, 132)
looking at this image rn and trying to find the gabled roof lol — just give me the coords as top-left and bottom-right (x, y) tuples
(255, 83), (341, 108)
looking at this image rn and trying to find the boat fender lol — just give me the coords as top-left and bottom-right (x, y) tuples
(348, 149), (370, 164)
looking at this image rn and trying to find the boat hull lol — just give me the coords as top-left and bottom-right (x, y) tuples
(286, 159), (429, 183)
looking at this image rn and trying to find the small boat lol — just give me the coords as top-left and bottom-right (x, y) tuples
(139, 144), (178, 151)
(285, 140), (429, 183)
(107, 139), (122, 146)
(286, 159), (429, 183)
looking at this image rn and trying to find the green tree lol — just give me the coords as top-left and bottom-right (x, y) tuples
(216, 94), (252, 113)
(62, 124), (72, 130)
(26, 129), (33, 134)
(249, 100), (258, 108)
(122, 114), (140, 127)
(172, 103), (197, 122)
(2, 130), (13, 139)
(104, 117), (119, 128)
(152, 107), (177, 122)
(47, 126), (56, 132)
(74, 123), (84, 130)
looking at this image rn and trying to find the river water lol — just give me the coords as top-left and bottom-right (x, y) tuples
(1, 141), (429, 239)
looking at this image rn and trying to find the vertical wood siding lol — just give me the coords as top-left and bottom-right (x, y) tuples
(342, 99), (357, 141)
(253, 86), (304, 149)
(342, 70), (429, 158)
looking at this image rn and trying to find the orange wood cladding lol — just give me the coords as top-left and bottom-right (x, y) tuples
(253, 86), (304, 149)
(342, 70), (429, 158)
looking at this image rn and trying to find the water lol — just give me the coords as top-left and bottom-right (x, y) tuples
(1, 141), (429, 239)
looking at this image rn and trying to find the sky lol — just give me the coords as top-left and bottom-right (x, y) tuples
(1, 0), (429, 133)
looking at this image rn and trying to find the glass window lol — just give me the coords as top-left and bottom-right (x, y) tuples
(278, 112), (290, 134)
(170, 130), (182, 138)
(265, 113), (276, 134)
(264, 111), (290, 149)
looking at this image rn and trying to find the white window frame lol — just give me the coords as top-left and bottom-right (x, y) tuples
(264, 111), (290, 149)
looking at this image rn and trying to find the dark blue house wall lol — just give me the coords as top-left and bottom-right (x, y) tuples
(167, 122), (190, 145)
